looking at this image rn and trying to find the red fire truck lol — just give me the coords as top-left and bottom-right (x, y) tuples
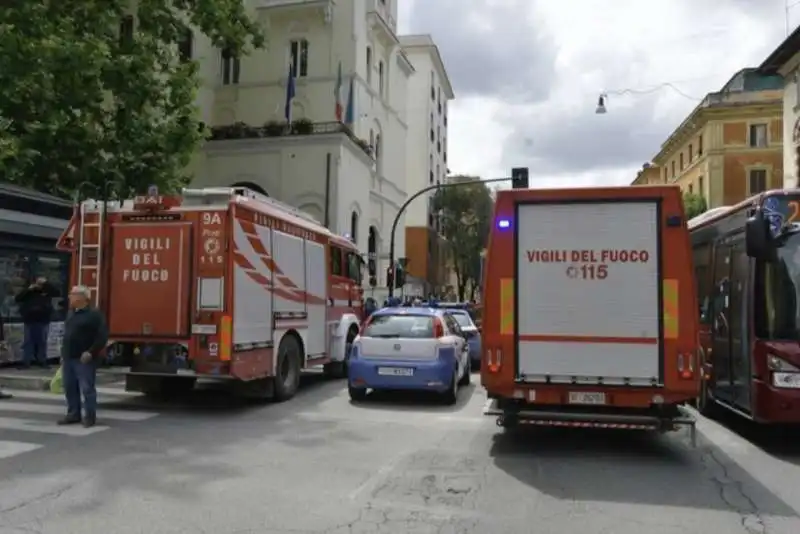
(56, 186), (364, 400)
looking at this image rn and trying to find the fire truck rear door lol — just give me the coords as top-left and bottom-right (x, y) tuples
(107, 222), (193, 338)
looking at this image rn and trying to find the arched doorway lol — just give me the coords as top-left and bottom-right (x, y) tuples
(230, 181), (268, 196)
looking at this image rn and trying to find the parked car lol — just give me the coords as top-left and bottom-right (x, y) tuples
(441, 308), (481, 369)
(347, 307), (471, 404)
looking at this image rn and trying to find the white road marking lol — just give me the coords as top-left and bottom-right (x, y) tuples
(0, 401), (158, 421)
(0, 417), (108, 436)
(0, 440), (43, 459)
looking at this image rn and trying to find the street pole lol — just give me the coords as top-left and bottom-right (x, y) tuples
(387, 177), (512, 298)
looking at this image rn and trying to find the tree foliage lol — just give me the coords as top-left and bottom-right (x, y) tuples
(0, 0), (264, 199)
(683, 192), (708, 220)
(431, 176), (494, 301)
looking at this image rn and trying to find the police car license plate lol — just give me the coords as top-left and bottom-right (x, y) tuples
(378, 367), (413, 376)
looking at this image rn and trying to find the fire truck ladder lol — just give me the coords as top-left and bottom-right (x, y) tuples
(77, 200), (104, 307)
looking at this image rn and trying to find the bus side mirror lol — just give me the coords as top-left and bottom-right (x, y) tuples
(745, 214), (770, 259)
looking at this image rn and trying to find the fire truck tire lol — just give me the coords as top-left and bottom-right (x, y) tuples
(324, 327), (358, 379)
(273, 335), (302, 402)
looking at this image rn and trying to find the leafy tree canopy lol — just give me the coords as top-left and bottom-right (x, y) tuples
(0, 0), (264, 199)
(683, 192), (708, 220)
(431, 176), (494, 301)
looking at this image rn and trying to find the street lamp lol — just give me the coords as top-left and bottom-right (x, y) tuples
(595, 94), (607, 114)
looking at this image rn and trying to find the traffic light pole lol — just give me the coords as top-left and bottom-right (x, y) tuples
(387, 176), (514, 298)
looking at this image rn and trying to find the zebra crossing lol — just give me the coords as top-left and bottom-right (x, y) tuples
(0, 385), (159, 460)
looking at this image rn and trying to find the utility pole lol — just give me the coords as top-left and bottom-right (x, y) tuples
(387, 171), (528, 298)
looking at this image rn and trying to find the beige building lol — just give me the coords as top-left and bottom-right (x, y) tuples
(651, 68), (783, 208)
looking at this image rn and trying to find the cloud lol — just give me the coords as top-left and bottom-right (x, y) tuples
(406, 0), (557, 103)
(402, 0), (791, 188)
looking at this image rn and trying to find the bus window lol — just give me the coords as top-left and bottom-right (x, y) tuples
(693, 243), (712, 322)
(756, 232), (800, 340)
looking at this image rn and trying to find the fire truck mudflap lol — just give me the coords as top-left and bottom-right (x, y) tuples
(106, 222), (193, 375)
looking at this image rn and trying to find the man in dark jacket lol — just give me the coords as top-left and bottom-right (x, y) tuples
(15, 276), (60, 369)
(59, 285), (108, 428)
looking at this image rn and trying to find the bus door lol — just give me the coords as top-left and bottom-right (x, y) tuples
(710, 239), (735, 404)
(728, 237), (752, 413)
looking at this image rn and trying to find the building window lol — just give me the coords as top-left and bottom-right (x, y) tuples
(688, 144), (693, 162)
(178, 29), (193, 62)
(366, 47), (372, 83)
(688, 184), (693, 194)
(374, 134), (381, 162)
(378, 60), (384, 96)
(221, 47), (240, 85)
(749, 124), (768, 148)
(679, 153), (684, 170)
(290, 39), (309, 77)
(698, 176), (704, 197)
(749, 169), (767, 194)
(671, 161), (675, 178)
(119, 16), (134, 48)
(698, 135), (703, 155)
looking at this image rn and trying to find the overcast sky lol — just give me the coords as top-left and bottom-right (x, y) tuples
(397, 0), (790, 188)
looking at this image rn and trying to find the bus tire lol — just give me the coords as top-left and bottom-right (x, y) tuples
(273, 335), (302, 402)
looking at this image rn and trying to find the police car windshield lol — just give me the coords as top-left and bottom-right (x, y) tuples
(362, 314), (436, 338)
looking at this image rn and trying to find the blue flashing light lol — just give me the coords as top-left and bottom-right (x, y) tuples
(497, 218), (511, 229)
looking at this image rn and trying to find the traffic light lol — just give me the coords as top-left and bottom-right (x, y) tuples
(386, 266), (394, 289)
(394, 262), (406, 288)
(511, 167), (529, 189)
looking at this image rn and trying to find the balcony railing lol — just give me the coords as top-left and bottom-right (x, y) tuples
(207, 120), (373, 157)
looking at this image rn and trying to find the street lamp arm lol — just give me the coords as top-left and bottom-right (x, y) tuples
(387, 177), (510, 298)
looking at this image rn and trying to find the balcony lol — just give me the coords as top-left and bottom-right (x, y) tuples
(255, 0), (333, 22)
(207, 120), (373, 158)
(367, 0), (397, 47)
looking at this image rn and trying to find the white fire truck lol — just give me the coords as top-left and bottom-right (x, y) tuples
(56, 186), (364, 400)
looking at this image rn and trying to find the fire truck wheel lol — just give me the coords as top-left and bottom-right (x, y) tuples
(273, 335), (302, 402)
(324, 327), (358, 379)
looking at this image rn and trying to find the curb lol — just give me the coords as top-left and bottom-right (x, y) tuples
(0, 373), (123, 392)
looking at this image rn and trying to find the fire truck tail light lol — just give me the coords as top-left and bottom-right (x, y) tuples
(486, 348), (502, 373)
(677, 352), (694, 379)
(219, 315), (232, 361)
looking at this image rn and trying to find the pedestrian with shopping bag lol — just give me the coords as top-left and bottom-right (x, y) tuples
(58, 285), (108, 428)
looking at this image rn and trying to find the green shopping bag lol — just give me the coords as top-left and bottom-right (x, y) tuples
(49, 365), (63, 394)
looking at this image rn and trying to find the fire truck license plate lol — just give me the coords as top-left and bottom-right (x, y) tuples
(378, 367), (414, 376)
(568, 392), (606, 405)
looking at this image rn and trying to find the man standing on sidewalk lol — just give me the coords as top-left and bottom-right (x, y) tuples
(58, 285), (107, 428)
(15, 276), (60, 369)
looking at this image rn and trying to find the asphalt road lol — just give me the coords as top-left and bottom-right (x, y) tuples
(1, 373), (800, 533)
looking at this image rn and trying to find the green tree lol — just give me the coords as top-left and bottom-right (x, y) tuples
(432, 176), (493, 301)
(683, 192), (708, 219)
(0, 1), (264, 198)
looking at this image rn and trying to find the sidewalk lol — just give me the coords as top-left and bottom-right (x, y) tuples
(0, 363), (121, 392)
